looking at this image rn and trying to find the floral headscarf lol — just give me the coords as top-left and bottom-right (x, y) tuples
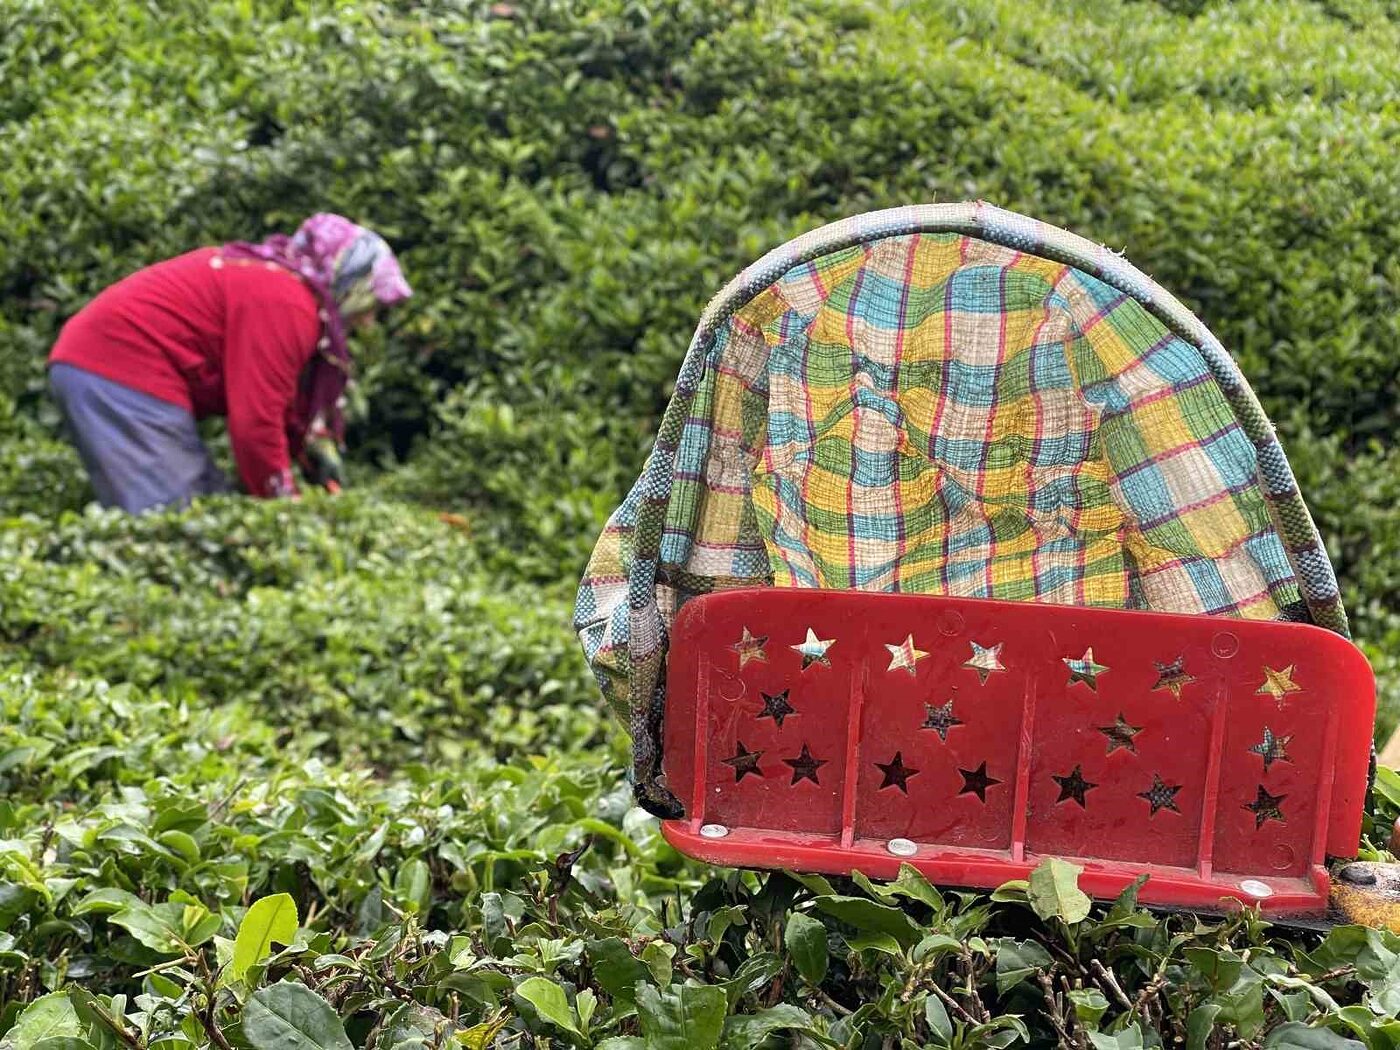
(223, 213), (411, 444)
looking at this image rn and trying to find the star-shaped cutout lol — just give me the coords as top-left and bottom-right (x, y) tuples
(731, 627), (768, 669)
(1064, 648), (1109, 691)
(1257, 665), (1302, 702)
(884, 633), (929, 675)
(1137, 774), (1182, 816)
(1248, 726), (1292, 771)
(963, 641), (1005, 684)
(722, 742), (764, 782)
(783, 743), (827, 786)
(1244, 784), (1286, 829)
(1052, 765), (1097, 808)
(920, 698), (964, 742)
(958, 761), (1002, 803)
(1152, 657), (1195, 699)
(1097, 713), (1142, 755)
(791, 628), (835, 670)
(757, 689), (795, 728)
(875, 751), (919, 794)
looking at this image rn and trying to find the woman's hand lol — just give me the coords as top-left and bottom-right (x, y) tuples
(301, 436), (346, 492)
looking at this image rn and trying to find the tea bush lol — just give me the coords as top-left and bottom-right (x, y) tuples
(8, 495), (1400, 1048)
(4, 0), (1400, 1046)
(0, 495), (602, 763)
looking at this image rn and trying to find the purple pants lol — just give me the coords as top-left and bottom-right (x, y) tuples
(49, 363), (232, 513)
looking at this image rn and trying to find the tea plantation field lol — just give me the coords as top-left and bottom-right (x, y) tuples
(3, 1), (1400, 1046)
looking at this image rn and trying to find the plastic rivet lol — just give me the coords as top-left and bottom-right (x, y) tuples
(1212, 632), (1240, 659)
(1239, 879), (1273, 898)
(887, 838), (917, 857)
(939, 611), (965, 636)
(700, 824), (729, 839)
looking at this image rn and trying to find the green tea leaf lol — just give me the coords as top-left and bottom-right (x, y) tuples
(1210, 966), (1266, 1038)
(1088, 1026), (1143, 1050)
(912, 934), (963, 962)
(1069, 987), (1108, 1026)
(844, 930), (902, 956)
(642, 940), (677, 986)
(515, 977), (580, 1038)
(587, 937), (650, 1003)
(722, 1004), (817, 1049)
(231, 894), (299, 984)
(453, 1011), (509, 1050)
(0, 993), (82, 1050)
(1186, 1005), (1221, 1050)
(393, 859), (432, 916)
(70, 889), (143, 917)
(993, 939), (1053, 994)
(0, 884), (37, 929)
(1027, 858), (1091, 924)
(635, 983), (726, 1050)
(783, 913), (828, 985)
(243, 984), (353, 1050)
(156, 830), (200, 863)
(107, 903), (185, 955)
(1105, 874), (1148, 922)
(990, 880), (1029, 903)
(924, 995), (952, 1042)
(851, 865), (942, 909)
(1262, 1024), (1365, 1049)
(811, 896), (919, 947)
(721, 953), (783, 1008)
(782, 871), (837, 897)
(705, 905), (747, 944)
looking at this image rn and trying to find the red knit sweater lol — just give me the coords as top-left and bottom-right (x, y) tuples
(49, 248), (323, 497)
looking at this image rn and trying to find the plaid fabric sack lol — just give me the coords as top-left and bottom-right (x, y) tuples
(574, 202), (1345, 813)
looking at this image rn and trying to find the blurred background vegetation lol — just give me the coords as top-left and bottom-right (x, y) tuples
(3, 1), (1399, 1045)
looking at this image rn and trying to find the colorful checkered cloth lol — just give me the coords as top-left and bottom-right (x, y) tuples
(575, 203), (1346, 813)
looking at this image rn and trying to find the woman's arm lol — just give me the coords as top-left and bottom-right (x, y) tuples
(223, 276), (322, 497)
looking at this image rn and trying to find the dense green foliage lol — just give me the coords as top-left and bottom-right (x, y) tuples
(4, 0), (1400, 1046)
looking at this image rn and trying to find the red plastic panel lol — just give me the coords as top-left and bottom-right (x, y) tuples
(661, 589), (1375, 916)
